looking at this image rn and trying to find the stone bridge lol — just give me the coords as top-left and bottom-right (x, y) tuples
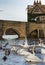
(0, 20), (45, 39)
(0, 20), (26, 39)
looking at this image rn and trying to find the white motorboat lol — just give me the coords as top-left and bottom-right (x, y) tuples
(2, 35), (18, 40)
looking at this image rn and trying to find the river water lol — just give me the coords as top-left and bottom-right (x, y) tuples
(0, 39), (45, 65)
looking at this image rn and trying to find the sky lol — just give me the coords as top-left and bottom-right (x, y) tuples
(0, 0), (45, 22)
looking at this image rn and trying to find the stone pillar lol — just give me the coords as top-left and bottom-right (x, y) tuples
(26, 22), (29, 38)
(0, 22), (4, 39)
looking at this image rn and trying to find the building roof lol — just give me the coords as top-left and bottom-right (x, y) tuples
(27, 1), (45, 14)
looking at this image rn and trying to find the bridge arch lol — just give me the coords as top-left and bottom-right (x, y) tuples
(29, 29), (44, 38)
(4, 28), (20, 38)
(29, 29), (38, 38)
